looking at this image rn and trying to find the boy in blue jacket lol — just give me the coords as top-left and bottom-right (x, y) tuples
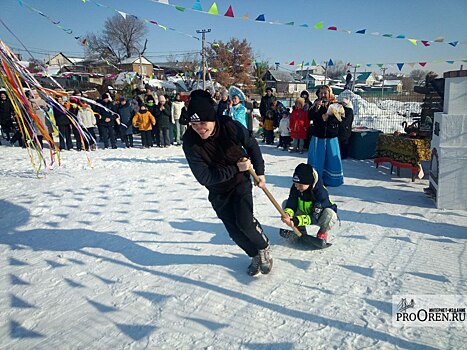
(281, 163), (337, 248)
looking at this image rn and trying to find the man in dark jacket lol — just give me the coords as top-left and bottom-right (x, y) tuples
(154, 95), (171, 147)
(0, 91), (14, 142)
(259, 88), (275, 142)
(117, 97), (135, 148)
(53, 96), (73, 150)
(182, 90), (272, 276)
(281, 163), (337, 249)
(94, 93), (117, 149)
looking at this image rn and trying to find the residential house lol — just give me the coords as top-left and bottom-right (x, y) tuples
(263, 70), (306, 95)
(119, 56), (153, 77)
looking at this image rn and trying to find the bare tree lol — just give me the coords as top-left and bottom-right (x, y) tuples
(409, 69), (427, 84)
(327, 60), (348, 80)
(206, 38), (253, 90)
(85, 14), (148, 63)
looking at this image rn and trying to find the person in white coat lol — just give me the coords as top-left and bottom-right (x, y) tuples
(171, 93), (186, 145)
(77, 102), (97, 150)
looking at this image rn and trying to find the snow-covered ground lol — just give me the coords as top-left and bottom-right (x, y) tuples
(338, 90), (422, 133)
(0, 140), (465, 349)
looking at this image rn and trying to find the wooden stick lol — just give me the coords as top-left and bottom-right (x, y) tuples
(247, 167), (302, 237)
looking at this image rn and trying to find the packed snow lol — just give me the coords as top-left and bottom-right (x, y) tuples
(0, 140), (465, 349)
(338, 90), (422, 133)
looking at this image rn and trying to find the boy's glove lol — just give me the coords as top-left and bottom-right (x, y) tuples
(311, 203), (323, 224)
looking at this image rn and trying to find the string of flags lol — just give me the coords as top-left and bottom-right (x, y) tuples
(282, 58), (467, 71)
(16, 0), (467, 74)
(147, 0), (465, 48)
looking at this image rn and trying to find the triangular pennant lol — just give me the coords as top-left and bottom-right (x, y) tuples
(297, 63), (302, 67)
(421, 40), (430, 47)
(448, 41), (458, 47)
(117, 11), (127, 19)
(255, 14), (265, 21)
(434, 36), (445, 42)
(377, 64), (383, 68)
(419, 62), (427, 67)
(18, 0), (23, 6)
(285, 21), (294, 25)
(446, 61), (455, 64)
(382, 33), (393, 38)
(396, 34), (406, 39)
(408, 39), (417, 45)
(327, 26), (337, 31)
(355, 29), (366, 34)
(224, 5), (234, 17)
(175, 6), (185, 11)
(82, 38), (87, 45)
(208, 3), (219, 15)
(304, 62), (310, 66)
(396, 63), (404, 71)
(313, 22), (323, 29)
(311, 59), (316, 66)
(192, 0), (202, 11)
(149, 20), (158, 25)
(159, 0), (169, 4)
(211, 43), (220, 47)
(300, 24), (309, 27)
(158, 24), (167, 30)
(370, 32), (380, 36)
(407, 63), (415, 68)
(328, 59), (334, 66)
(289, 61), (295, 65)
(366, 64), (372, 67)
(241, 13), (249, 20)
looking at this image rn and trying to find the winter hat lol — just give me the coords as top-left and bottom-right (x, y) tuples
(187, 90), (216, 122)
(293, 163), (315, 185)
(300, 90), (309, 98)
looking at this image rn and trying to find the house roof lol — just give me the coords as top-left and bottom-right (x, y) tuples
(120, 56), (152, 65)
(46, 52), (84, 65)
(383, 80), (402, 86)
(267, 70), (300, 82)
(308, 74), (326, 81)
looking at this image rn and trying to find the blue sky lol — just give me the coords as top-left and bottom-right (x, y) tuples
(1, 0), (466, 75)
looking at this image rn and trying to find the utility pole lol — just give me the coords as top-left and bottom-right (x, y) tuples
(196, 29), (211, 90)
(324, 60), (328, 85)
(381, 67), (387, 97)
(352, 65), (357, 92)
(139, 39), (148, 88)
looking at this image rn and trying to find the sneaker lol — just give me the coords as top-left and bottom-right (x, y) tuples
(258, 246), (273, 274)
(247, 255), (261, 276)
(316, 231), (328, 248)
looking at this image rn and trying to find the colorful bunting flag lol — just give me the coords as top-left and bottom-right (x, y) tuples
(356, 29), (366, 34)
(446, 61), (454, 64)
(396, 35), (406, 39)
(311, 59), (316, 66)
(408, 39), (417, 45)
(313, 22), (323, 29)
(241, 13), (249, 20)
(300, 24), (309, 27)
(304, 62), (309, 66)
(224, 5), (234, 17)
(208, 3), (218, 15)
(327, 26), (337, 31)
(449, 41), (458, 47)
(255, 14), (265, 21)
(421, 40), (430, 47)
(285, 22), (294, 26)
(419, 62), (427, 67)
(175, 6), (185, 12)
(397, 63), (404, 71)
(159, 0), (169, 4)
(382, 34), (393, 38)
(289, 61), (295, 65)
(328, 59), (334, 66)
(192, 0), (202, 11)
(117, 11), (127, 19)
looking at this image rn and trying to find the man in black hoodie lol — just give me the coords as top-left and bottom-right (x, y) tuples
(182, 90), (272, 276)
(0, 91), (14, 142)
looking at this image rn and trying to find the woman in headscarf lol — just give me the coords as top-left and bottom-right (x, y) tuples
(307, 85), (344, 187)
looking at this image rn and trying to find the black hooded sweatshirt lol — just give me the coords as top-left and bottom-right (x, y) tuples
(183, 116), (264, 193)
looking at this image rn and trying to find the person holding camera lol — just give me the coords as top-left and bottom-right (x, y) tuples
(307, 85), (344, 187)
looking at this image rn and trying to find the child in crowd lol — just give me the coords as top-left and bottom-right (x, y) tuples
(132, 104), (156, 148)
(289, 97), (309, 154)
(263, 109), (275, 145)
(278, 111), (291, 151)
(280, 163), (338, 249)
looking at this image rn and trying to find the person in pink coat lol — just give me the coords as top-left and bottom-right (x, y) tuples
(289, 97), (309, 154)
